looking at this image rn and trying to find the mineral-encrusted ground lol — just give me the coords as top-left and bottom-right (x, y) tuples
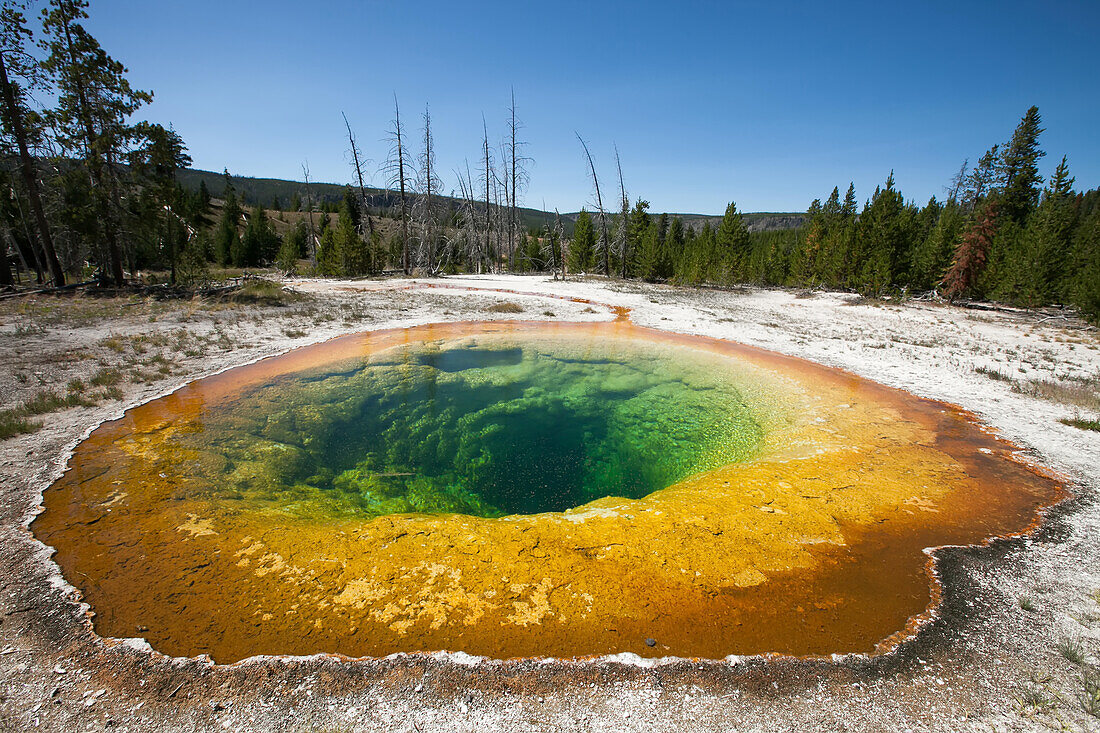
(1, 275), (1098, 732)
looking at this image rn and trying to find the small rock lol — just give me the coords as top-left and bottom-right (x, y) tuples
(645, 638), (657, 647)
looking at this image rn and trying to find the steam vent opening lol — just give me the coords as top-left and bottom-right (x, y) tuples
(33, 319), (1062, 664)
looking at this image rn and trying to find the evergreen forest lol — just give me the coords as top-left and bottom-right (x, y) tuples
(1, 1), (1097, 322)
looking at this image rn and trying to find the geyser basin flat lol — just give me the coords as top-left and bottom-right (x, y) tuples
(33, 319), (1062, 663)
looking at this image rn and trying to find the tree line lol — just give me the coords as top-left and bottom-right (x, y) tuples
(566, 106), (1098, 322)
(1, 2), (1096, 322)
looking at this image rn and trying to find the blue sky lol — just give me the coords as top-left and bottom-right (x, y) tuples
(83, 0), (1099, 214)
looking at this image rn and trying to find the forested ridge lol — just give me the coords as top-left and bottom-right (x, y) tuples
(1, 1), (1097, 321)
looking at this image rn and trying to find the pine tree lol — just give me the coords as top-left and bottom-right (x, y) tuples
(317, 226), (338, 276)
(214, 185), (241, 266)
(240, 205), (277, 266)
(568, 209), (596, 273)
(715, 202), (751, 282)
(128, 122), (191, 283)
(41, 0), (152, 286)
(1070, 202), (1100, 322)
(912, 199), (963, 292)
(857, 172), (915, 294)
(335, 197), (369, 275)
(941, 204), (999, 301)
(663, 217), (683, 280)
(791, 199), (823, 286)
(276, 230), (300, 275)
(1000, 106), (1045, 225)
(1030, 156), (1076, 303)
(0, 3), (65, 286)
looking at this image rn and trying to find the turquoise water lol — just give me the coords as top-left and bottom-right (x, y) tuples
(173, 334), (768, 518)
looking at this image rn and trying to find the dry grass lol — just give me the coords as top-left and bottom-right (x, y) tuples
(486, 302), (524, 313)
(1016, 376), (1100, 412)
(975, 366), (1100, 419)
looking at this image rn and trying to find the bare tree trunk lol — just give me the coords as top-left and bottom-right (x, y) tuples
(0, 231), (12, 286)
(0, 53), (65, 286)
(504, 90), (531, 273)
(342, 112), (376, 251)
(615, 146), (629, 279)
(10, 180), (45, 282)
(577, 134), (610, 276)
(482, 119), (492, 274)
(302, 162), (316, 261)
(552, 210), (563, 278)
(421, 105), (436, 273)
(508, 90), (517, 271)
(389, 95), (410, 274)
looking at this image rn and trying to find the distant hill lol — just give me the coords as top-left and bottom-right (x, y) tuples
(667, 212), (806, 233)
(176, 168), (560, 232)
(177, 168), (805, 234)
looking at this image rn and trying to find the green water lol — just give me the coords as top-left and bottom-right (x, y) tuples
(175, 334), (769, 519)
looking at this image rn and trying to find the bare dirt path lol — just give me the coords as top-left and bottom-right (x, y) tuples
(1, 275), (1098, 732)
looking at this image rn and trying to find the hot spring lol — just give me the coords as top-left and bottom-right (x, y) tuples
(33, 318), (1062, 663)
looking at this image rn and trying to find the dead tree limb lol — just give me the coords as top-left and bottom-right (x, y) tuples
(577, 133), (610, 276)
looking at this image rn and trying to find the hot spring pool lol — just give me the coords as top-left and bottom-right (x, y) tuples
(33, 318), (1062, 662)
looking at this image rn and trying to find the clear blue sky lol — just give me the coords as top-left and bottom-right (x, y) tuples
(83, 0), (1100, 214)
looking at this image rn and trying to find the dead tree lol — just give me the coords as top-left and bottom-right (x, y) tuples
(414, 105), (443, 273)
(577, 134), (610, 276)
(384, 94), (412, 274)
(614, 146), (629, 278)
(455, 162), (481, 272)
(492, 163), (505, 270)
(301, 161), (316, 261)
(481, 118), (493, 273)
(540, 205), (562, 279)
(342, 112), (376, 252)
(505, 90), (531, 271)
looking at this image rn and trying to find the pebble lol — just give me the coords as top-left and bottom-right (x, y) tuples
(645, 638), (657, 647)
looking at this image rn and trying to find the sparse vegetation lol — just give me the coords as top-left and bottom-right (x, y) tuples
(1057, 637), (1087, 665)
(1018, 686), (1053, 712)
(0, 389), (100, 441)
(976, 365), (1015, 382)
(228, 278), (303, 306)
(91, 368), (123, 387)
(1080, 669), (1100, 718)
(1060, 416), (1100, 432)
(486, 302), (524, 313)
(0, 412), (40, 440)
(1019, 596), (1037, 612)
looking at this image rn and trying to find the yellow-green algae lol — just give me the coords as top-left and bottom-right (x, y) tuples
(33, 319), (1062, 662)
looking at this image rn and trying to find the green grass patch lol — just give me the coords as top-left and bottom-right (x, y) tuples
(0, 389), (101, 441)
(226, 278), (303, 306)
(22, 390), (96, 415)
(1061, 416), (1100, 432)
(0, 412), (41, 440)
(90, 367), (123, 387)
(1057, 637), (1087, 665)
